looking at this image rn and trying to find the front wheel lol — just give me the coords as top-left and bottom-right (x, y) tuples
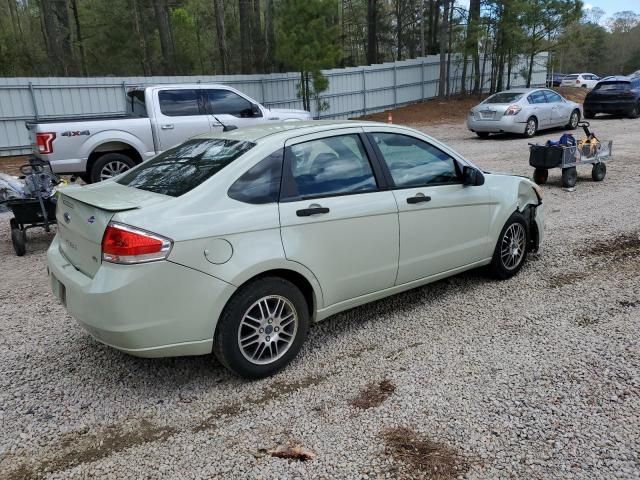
(533, 168), (548, 185)
(213, 277), (309, 378)
(90, 152), (136, 183)
(523, 117), (538, 138)
(562, 167), (578, 188)
(11, 227), (26, 256)
(566, 110), (580, 129)
(628, 103), (640, 119)
(592, 162), (606, 181)
(490, 212), (529, 280)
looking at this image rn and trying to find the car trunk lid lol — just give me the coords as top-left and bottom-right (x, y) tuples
(56, 183), (169, 278)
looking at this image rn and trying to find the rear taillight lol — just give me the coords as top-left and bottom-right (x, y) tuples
(102, 222), (172, 264)
(36, 132), (56, 154)
(504, 104), (522, 115)
(576, 79), (580, 84)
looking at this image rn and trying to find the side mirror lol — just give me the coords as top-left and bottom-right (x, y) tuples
(462, 166), (485, 186)
(251, 103), (262, 117)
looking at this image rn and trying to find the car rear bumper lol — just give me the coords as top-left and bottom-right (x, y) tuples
(33, 153), (87, 174)
(467, 115), (526, 134)
(47, 235), (236, 357)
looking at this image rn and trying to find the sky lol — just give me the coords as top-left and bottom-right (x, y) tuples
(584, 0), (640, 16)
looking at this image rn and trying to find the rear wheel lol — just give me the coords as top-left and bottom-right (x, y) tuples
(592, 162), (606, 181)
(561, 167), (578, 189)
(213, 277), (309, 378)
(628, 103), (640, 119)
(11, 227), (26, 256)
(476, 132), (490, 139)
(523, 117), (538, 138)
(566, 109), (580, 129)
(90, 152), (136, 183)
(490, 212), (529, 280)
(533, 168), (548, 185)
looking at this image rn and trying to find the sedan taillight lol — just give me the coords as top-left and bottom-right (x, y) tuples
(36, 132), (56, 154)
(102, 222), (172, 264)
(504, 104), (522, 115)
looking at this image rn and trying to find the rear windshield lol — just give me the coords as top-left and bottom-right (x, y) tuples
(117, 139), (255, 197)
(564, 75), (578, 80)
(484, 92), (524, 104)
(594, 81), (630, 91)
(127, 90), (147, 118)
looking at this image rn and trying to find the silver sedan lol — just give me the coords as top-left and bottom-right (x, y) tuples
(467, 88), (582, 138)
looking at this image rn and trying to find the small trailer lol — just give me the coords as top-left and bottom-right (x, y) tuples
(529, 121), (612, 189)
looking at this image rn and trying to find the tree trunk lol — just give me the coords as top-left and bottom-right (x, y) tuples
(69, 0), (87, 76)
(469, 0), (480, 93)
(265, 0), (276, 72)
(41, 0), (75, 75)
(420, 0), (425, 56)
(214, 0), (228, 74)
(132, 0), (151, 75)
(238, 0), (252, 73)
(395, 0), (402, 61)
(252, 0), (263, 72)
(446, 1), (453, 96)
(431, 0), (440, 54)
(367, 0), (377, 64)
(153, 0), (176, 74)
(438, 0), (449, 97)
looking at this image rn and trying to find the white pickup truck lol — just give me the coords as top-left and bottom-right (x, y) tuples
(26, 84), (311, 183)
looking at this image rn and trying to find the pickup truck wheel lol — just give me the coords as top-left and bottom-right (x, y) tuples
(90, 153), (135, 183)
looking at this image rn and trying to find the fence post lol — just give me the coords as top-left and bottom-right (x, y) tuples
(421, 60), (425, 101)
(28, 82), (39, 120)
(393, 64), (397, 108)
(260, 77), (266, 104)
(121, 81), (128, 111)
(362, 67), (367, 115)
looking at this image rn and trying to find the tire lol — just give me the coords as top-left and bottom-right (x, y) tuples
(592, 162), (606, 181)
(11, 227), (26, 256)
(89, 152), (136, 183)
(213, 276), (309, 378)
(489, 211), (529, 280)
(566, 109), (580, 129)
(628, 103), (640, 119)
(584, 110), (595, 120)
(523, 117), (538, 138)
(476, 132), (490, 139)
(533, 168), (548, 185)
(561, 166), (577, 188)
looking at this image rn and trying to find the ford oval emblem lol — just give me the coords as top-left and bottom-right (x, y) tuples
(63, 212), (71, 223)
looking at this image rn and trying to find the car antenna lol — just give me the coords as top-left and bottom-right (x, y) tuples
(213, 115), (238, 132)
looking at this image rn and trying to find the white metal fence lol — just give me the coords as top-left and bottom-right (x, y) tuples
(0, 53), (548, 156)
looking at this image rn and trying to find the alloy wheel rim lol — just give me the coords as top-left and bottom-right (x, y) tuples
(100, 161), (131, 180)
(500, 223), (526, 270)
(571, 113), (578, 127)
(238, 295), (298, 365)
(527, 120), (536, 136)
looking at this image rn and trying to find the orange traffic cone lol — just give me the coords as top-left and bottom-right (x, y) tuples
(387, 112), (393, 124)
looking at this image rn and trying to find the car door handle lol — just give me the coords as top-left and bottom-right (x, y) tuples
(406, 194), (431, 204)
(296, 206), (330, 217)
(161, 124), (174, 130)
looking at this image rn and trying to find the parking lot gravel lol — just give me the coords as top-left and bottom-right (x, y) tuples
(1, 117), (639, 479)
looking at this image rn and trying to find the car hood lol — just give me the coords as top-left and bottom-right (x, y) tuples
(268, 108), (312, 120)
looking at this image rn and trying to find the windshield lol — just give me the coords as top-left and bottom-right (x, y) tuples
(484, 92), (524, 104)
(594, 81), (630, 91)
(117, 139), (255, 197)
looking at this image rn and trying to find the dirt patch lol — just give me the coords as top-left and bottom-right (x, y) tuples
(620, 300), (638, 308)
(0, 155), (29, 176)
(581, 231), (640, 261)
(350, 379), (396, 409)
(548, 271), (589, 289)
(267, 443), (316, 461)
(249, 374), (326, 407)
(192, 402), (243, 433)
(555, 86), (588, 104)
(381, 426), (468, 480)
(575, 315), (601, 327)
(4, 419), (176, 479)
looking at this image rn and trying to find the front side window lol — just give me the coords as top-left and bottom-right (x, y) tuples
(117, 139), (254, 197)
(371, 132), (459, 187)
(205, 89), (256, 118)
(228, 149), (283, 204)
(544, 90), (563, 103)
(283, 134), (377, 200)
(158, 89), (203, 116)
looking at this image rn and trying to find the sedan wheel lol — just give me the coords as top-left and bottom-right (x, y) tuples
(214, 277), (309, 378)
(567, 110), (580, 129)
(490, 212), (529, 279)
(524, 118), (538, 138)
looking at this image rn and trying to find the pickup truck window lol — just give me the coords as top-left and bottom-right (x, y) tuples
(158, 89), (204, 117)
(205, 89), (257, 118)
(117, 138), (255, 197)
(127, 90), (148, 117)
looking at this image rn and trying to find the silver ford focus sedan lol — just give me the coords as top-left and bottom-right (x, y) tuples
(467, 88), (582, 138)
(47, 121), (544, 378)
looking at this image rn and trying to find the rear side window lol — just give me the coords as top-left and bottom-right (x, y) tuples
(158, 89), (204, 116)
(127, 90), (147, 117)
(228, 149), (283, 204)
(205, 89), (257, 118)
(282, 134), (377, 200)
(117, 139), (255, 197)
(565, 75), (578, 80)
(527, 91), (547, 104)
(543, 91), (563, 103)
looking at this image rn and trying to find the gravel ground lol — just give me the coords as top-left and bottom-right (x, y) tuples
(1, 117), (639, 480)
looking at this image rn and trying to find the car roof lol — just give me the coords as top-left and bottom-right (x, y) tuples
(191, 120), (383, 143)
(599, 75), (631, 82)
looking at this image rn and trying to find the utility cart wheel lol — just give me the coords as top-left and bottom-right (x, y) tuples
(561, 167), (578, 189)
(11, 227), (26, 256)
(533, 168), (548, 185)
(592, 162), (606, 181)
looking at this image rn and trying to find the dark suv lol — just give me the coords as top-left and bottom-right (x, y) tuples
(583, 76), (640, 119)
